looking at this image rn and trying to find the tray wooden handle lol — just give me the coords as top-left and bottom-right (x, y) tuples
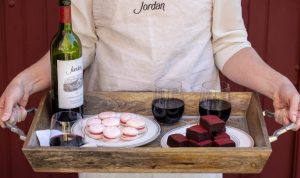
(263, 110), (296, 143)
(4, 107), (37, 141)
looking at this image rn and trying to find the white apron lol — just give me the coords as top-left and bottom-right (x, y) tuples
(83, 0), (219, 92)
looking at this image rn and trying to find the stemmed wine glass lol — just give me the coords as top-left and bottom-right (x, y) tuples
(49, 111), (84, 147)
(151, 79), (185, 125)
(199, 80), (231, 122)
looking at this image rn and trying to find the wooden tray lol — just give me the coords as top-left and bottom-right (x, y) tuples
(22, 92), (271, 173)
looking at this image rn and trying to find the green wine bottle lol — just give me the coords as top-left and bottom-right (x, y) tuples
(50, 0), (83, 115)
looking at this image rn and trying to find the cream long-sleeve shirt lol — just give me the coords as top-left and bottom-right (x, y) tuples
(71, 0), (251, 92)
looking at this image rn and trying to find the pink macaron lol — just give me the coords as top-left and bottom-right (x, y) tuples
(102, 117), (120, 127)
(103, 127), (121, 142)
(86, 117), (102, 126)
(126, 117), (146, 134)
(98, 111), (119, 120)
(85, 124), (104, 140)
(121, 127), (139, 141)
(120, 113), (138, 126)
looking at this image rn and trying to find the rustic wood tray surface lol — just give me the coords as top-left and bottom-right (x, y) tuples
(22, 92), (271, 173)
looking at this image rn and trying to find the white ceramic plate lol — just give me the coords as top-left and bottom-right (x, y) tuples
(72, 114), (161, 148)
(160, 124), (254, 148)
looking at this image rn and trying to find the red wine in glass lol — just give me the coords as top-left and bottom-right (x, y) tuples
(50, 111), (84, 147)
(152, 98), (185, 124)
(199, 99), (231, 122)
(50, 134), (84, 147)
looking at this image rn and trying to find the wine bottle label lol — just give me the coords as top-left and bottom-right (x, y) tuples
(57, 58), (83, 109)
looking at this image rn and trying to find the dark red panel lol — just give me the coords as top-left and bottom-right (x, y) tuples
(295, 127), (300, 178)
(0, 0), (8, 90)
(247, 0), (269, 59)
(46, 0), (59, 44)
(266, 0), (300, 85)
(294, 25), (300, 177)
(23, 0), (48, 66)
(4, 0), (25, 81)
(297, 41), (300, 178)
(0, 0), (11, 177)
(262, 0), (300, 176)
(241, 0), (250, 29)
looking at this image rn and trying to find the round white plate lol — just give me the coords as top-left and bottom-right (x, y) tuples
(72, 114), (161, 148)
(161, 124), (254, 148)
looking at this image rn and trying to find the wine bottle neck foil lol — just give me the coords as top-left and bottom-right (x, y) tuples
(59, 5), (71, 24)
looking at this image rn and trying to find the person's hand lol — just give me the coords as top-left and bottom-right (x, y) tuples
(0, 52), (51, 128)
(273, 80), (300, 131)
(0, 79), (30, 128)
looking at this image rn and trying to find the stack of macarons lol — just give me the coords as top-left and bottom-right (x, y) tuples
(120, 113), (146, 134)
(84, 111), (146, 142)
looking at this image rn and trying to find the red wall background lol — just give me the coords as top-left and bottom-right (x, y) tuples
(0, 0), (299, 178)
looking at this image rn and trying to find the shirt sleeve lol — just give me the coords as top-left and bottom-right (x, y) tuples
(212, 0), (251, 71)
(72, 0), (98, 69)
